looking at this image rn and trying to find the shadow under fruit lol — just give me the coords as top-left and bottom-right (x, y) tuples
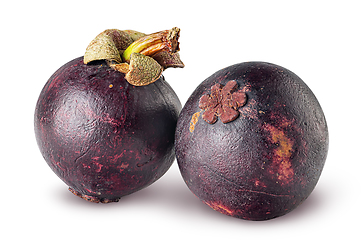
(175, 62), (328, 220)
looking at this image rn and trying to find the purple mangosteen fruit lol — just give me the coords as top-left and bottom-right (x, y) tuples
(35, 28), (184, 203)
(175, 62), (328, 220)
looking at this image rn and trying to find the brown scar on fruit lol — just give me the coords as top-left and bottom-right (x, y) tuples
(189, 111), (201, 133)
(264, 124), (295, 184)
(199, 80), (247, 124)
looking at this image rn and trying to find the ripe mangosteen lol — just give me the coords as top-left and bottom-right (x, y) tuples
(35, 28), (184, 203)
(175, 62), (328, 220)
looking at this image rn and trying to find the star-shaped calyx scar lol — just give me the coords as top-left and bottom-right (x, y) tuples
(199, 80), (247, 124)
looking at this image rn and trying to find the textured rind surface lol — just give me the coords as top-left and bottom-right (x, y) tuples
(35, 57), (181, 202)
(175, 62), (328, 220)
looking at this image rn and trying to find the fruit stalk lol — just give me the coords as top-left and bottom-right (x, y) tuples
(122, 27), (180, 63)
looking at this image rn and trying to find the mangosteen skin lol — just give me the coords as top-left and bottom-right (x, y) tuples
(35, 57), (181, 203)
(175, 62), (328, 220)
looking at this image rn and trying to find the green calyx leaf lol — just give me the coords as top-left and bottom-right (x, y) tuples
(83, 27), (183, 86)
(84, 29), (134, 64)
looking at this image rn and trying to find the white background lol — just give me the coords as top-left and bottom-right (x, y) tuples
(1, 0), (360, 239)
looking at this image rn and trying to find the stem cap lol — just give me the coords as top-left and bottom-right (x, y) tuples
(84, 27), (183, 86)
(126, 53), (163, 86)
(84, 29), (133, 64)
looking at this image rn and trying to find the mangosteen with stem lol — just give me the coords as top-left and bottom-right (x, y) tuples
(35, 27), (184, 203)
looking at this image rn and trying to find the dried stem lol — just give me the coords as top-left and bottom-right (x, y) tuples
(122, 27), (180, 63)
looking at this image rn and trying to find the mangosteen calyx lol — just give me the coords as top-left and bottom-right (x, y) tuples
(84, 27), (184, 86)
(199, 80), (247, 124)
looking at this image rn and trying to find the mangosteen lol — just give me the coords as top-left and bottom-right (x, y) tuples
(35, 28), (184, 203)
(175, 62), (328, 220)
